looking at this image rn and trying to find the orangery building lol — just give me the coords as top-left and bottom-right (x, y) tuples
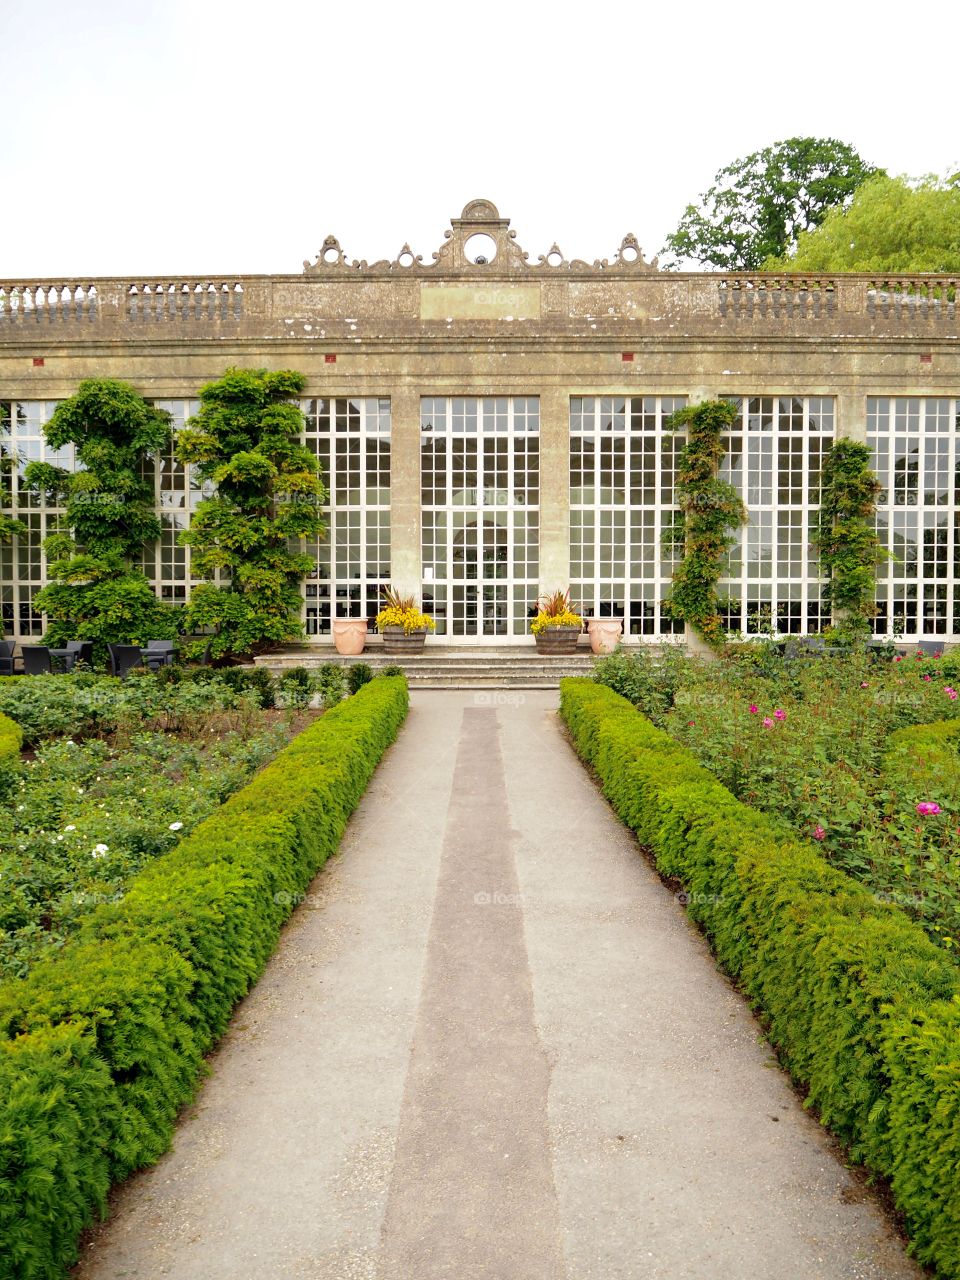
(2, 199), (959, 644)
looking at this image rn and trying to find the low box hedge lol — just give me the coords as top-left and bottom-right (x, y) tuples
(0, 713), (21, 796)
(560, 677), (960, 1276)
(0, 675), (408, 1280)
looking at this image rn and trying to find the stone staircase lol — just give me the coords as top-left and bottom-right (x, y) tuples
(253, 643), (599, 689)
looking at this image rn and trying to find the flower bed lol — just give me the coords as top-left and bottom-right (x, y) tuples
(560, 677), (960, 1276)
(0, 675), (408, 1280)
(0, 716), (293, 981)
(595, 648), (960, 954)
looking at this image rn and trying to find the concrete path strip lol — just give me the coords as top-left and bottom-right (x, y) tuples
(76, 690), (922, 1280)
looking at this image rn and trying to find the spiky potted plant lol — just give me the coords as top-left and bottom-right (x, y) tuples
(376, 586), (436, 655)
(530, 588), (584, 655)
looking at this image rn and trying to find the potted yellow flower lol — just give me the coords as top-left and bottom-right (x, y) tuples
(530, 588), (584, 654)
(376, 586), (436, 655)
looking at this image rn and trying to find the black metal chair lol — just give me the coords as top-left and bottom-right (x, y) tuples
(107, 644), (144, 679)
(65, 640), (94, 668)
(21, 645), (53, 675)
(0, 641), (15, 676)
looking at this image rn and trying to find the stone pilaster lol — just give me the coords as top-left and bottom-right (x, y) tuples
(537, 386), (570, 592)
(389, 386), (422, 598)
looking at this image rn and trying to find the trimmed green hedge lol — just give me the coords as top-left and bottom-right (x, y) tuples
(0, 676), (408, 1280)
(0, 712), (21, 795)
(560, 677), (960, 1275)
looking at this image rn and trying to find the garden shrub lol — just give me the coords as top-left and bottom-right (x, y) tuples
(314, 663), (347, 708)
(347, 662), (373, 694)
(0, 676), (408, 1279)
(559, 677), (960, 1275)
(0, 713), (21, 798)
(276, 665), (314, 709)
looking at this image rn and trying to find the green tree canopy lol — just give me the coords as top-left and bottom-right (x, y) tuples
(662, 138), (880, 271)
(22, 379), (180, 660)
(176, 367), (326, 659)
(764, 172), (960, 273)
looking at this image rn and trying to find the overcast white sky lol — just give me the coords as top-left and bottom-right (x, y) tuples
(2, 0), (958, 279)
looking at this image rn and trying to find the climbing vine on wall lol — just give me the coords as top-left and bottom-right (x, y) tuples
(814, 438), (885, 638)
(662, 399), (746, 649)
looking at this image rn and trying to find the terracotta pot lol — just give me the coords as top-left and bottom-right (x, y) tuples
(382, 626), (427, 655)
(534, 625), (582, 655)
(587, 617), (623, 654)
(332, 618), (368, 656)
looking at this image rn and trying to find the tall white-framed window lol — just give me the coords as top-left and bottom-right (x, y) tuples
(718, 396), (834, 634)
(420, 396), (539, 638)
(1, 401), (70, 637)
(300, 397), (391, 635)
(569, 395), (686, 637)
(869, 396), (960, 638)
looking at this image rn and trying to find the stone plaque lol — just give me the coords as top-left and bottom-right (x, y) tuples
(420, 283), (541, 321)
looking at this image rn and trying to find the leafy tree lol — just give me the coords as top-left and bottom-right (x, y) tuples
(662, 399), (746, 649)
(662, 138), (880, 270)
(764, 172), (960, 273)
(23, 379), (180, 661)
(176, 368), (325, 659)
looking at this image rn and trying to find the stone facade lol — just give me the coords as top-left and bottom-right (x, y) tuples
(2, 200), (959, 643)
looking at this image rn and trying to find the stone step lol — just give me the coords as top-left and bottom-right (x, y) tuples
(253, 645), (601, 688)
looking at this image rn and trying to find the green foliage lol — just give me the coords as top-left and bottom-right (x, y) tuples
(815, 439), (885, 634)
(176, 368), (326, 659)
(35, 569), (180, 667)
(347, 662), (373, 694)
(559, 678), (960, 1275)
(766, 171), (960, 273)
(592, 646), (690, 727)
(0, 712), (23, 800)
(314, 663), (347, 708)
(0, 513), (26, 542)
(661, 138), (880, 270)
(20, 380), (180, 661)
(277, 666), (314, 710)
(0, 671), (249, 747)
(0, 677), (408, 1278)
(380, 664), (405, 678)
(0, 708), (291, 979)
(662, 400), (746, 648)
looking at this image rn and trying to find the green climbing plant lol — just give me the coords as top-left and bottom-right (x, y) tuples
(176, 368), (326, 659)
(22, 379), (180, 661)
(662, 399), (746, 649)
(814, 438), (885, 641)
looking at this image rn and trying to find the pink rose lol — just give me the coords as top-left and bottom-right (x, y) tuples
(762, 716), (774, 728)
(916, 802), (941, 816)
(773, 708), (787, 721)
(749, 704), (758, 714)
(812, 824), (826, 841)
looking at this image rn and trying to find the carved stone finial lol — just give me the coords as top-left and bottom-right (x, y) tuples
(303, 235), (348, 273)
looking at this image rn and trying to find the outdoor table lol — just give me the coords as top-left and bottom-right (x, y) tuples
(47, 648), (76, 672)
(141, 647), (178, 670)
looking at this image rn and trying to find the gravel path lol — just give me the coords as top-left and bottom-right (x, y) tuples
(76, 690), (922, 1280)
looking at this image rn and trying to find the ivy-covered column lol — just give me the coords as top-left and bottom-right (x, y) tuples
(814, 438), (885, 641)
(662, 399), (746, 652)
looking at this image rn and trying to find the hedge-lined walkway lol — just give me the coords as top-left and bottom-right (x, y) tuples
(78, 691), (919, 1280)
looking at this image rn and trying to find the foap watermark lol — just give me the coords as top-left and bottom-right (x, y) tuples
(473, 890), (524, 907)
(676, 890), (725, 907)
(473, 691), (526, 707)
(273, 889), (323, 908)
